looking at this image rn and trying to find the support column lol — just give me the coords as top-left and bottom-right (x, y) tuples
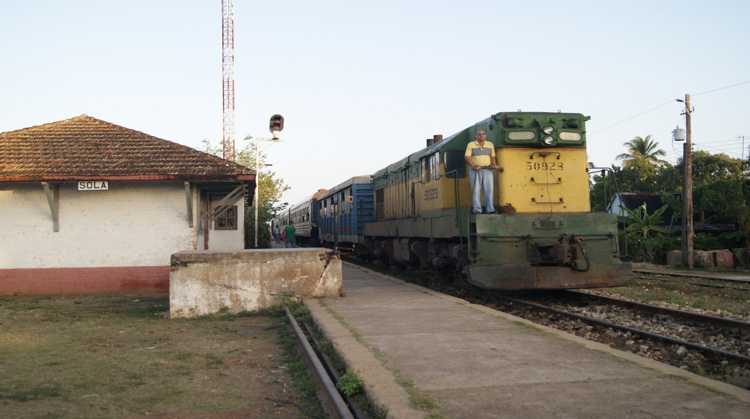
(184, 181), (193, 228)
(41, 182), (59, 232)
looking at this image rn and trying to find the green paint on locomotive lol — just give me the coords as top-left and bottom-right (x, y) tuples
(466, 212), (630, 289)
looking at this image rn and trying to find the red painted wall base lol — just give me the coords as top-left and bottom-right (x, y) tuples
(0, 266), (169, 295)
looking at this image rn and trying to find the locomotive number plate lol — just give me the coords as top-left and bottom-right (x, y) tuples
(526, 161), (564, 171)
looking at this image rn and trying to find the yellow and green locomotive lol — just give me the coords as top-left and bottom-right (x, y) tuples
(363, 111), (631, 290)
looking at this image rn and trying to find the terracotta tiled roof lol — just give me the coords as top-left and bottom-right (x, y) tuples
(0, 115), (254, 182)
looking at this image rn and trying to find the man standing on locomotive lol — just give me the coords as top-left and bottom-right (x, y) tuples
(464, 129), (498, 214)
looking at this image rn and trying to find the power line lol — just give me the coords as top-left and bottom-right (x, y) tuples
(592, 78), (750, 135)
(695, 146), (742, 153)
(694, 79), (750, 96)
(591, 100), (674, 133)
(694, 140), (744, 147)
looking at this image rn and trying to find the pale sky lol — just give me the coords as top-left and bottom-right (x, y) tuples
(1, 1), (748, 205)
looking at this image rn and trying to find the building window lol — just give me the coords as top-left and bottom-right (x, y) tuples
(215, 206), (238, 230)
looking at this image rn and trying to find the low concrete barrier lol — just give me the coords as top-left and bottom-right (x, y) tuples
(169, 248), (342, 318)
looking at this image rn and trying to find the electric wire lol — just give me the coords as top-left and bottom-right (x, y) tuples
(693, 79), (750, 97)
(592, 78), (750, 134)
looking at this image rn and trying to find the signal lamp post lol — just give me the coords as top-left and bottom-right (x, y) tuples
(243, 114), (285, 248)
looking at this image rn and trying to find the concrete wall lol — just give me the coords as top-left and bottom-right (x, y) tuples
(170, 248), (343, 318)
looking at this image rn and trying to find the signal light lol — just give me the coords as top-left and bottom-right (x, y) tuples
(269, 114), (284, 139)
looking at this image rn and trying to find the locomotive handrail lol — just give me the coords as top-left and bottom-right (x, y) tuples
(529, 176), (563, 185)
(531, 197), (565, 204)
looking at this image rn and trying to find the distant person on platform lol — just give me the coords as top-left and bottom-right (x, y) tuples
(284, 224), (297, 248)
(273, 223), (280, 242)
(464, 129), (498, 214)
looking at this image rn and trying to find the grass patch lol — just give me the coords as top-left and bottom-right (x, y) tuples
(0, 294), (315, 418)
(0, 384), (62, 402)
(604, 274), (750, 319)
(275, 310), (327, 419)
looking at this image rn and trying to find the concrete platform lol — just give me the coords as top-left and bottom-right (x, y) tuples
(306, 263), (750, 419)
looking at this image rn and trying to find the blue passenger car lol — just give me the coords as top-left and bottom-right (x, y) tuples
(318, 176), (374, 246)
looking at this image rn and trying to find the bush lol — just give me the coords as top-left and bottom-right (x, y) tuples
(648, 234), (681, 264)
(695, 231), (745, 251)
(337, 370), (364, 397)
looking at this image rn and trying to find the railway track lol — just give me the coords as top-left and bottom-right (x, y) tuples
(501, 291), (750, 364)
(285, 307), (357, 419)
(634, 268), (750, 287)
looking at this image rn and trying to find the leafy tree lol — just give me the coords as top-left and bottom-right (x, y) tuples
(616, 135), (667, 169)
(623, 203), (669, 261)
(592, 146), (750, 253)
(202, 140), (289, 248)
(590, 164), (667, 211)
(674, 151), (747, 225)
(675, 150), (744, 187)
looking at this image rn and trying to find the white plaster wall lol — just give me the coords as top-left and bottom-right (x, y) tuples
(0, 182), (196, 268)
(209, 201), (246, 251)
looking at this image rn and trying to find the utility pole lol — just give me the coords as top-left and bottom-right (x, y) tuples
(741, 135), (746, 161)
(680, 94), (694, 268)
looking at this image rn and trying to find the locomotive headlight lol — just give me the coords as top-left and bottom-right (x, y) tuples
(543, 126), (554, 135)
(559, 131), (582, 142)
(543, 136), (554, 145)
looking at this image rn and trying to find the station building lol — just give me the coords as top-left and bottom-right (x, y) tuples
(0, 115), (254, 295)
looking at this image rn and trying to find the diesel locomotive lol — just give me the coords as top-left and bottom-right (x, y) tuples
(286, 111), (631, 290)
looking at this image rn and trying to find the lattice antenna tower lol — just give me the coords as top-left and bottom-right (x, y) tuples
(221, 0), (236, 161)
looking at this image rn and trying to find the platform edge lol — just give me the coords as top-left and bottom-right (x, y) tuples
(305, 298), (429, 419)
(345, 262), (750, 404)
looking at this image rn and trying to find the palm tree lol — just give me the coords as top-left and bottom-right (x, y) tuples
(617, 135), (666, 167)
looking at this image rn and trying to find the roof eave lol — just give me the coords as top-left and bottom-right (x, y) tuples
(0, 174), (256, 183)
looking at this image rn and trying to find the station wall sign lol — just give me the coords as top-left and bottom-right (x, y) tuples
(78, 180), (109, 191)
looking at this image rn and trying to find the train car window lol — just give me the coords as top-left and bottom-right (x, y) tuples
(421, 158), (430, 182)
(445, 151), (467, 178)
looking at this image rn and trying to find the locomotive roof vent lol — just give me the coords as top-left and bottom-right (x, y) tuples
(433, 134), (443, 143)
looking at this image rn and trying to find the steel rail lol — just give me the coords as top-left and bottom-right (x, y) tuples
(285, 307), (355, 419)
(633, 268), (750, 284)
(300, 320), (368, 419)
(563, 290), (750, 331)
(502, 297), (750, 364)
